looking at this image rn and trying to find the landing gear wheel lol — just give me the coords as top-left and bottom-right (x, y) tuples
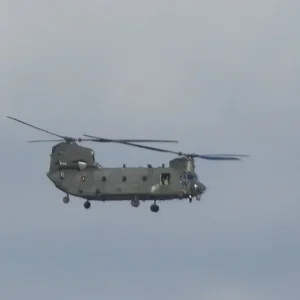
(84, 201), (91, 209)
(150, 204), (159, 213)
(131, 198), (140, 207)
(189, 195), (192, 203)
(196, 194), (201, 201)
(63, 196), (70, 204)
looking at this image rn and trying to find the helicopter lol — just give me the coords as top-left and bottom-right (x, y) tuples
(6, 116), (249, 213)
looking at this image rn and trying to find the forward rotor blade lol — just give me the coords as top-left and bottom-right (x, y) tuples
(83, 134), (181, 154)
(83, 134), (248, 161)
(6, 116), (65, 139)
(83, 134), (178, 143)
(27, 139), (65, 143)
(27, 138), (106, 143)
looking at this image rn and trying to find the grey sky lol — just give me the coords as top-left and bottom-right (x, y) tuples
(1, 1), (299, 299)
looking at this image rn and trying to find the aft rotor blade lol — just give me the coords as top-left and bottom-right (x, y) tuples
(192, 154), (249, 160)
(82, 134), (178, 143)
(7, 116), (65, 139)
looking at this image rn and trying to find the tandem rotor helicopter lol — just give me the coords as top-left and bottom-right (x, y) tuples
(7, 116), (249, 213)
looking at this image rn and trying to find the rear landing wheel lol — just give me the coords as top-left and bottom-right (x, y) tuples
(63, 196), (70, 204)
(189, 195), (192, 203)
(84, 201), (91, 209)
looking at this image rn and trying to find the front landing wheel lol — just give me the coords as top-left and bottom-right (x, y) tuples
(84, 201), (91, 209)
(63, 196), (70, 204)
(131, 198), (140, 207)
(150, 204), (159, 213)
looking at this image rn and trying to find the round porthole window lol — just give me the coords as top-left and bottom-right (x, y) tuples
(122, 176), (127, 182)
(102, 176), (106, 182)
(142, 176), (147, 181)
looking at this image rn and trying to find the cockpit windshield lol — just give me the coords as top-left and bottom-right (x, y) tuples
(187, 173), (198, 180)
(181, 172), (198, 181)
(187, 173), (194, 180)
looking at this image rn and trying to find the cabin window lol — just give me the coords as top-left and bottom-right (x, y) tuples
(122, 176), (127, 182)
(161, 173), (170, 185)
(142, 176), (147, 181)
(60, 172), (65, 179)
(102, 176), (106, 182)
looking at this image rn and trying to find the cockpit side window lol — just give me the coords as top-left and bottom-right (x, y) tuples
(180, 172), (187, 181)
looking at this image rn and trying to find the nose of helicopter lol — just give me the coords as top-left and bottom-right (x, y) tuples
(194, 182), (206, 194)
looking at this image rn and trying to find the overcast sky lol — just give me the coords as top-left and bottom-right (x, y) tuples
(1, 1), (300, 299)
